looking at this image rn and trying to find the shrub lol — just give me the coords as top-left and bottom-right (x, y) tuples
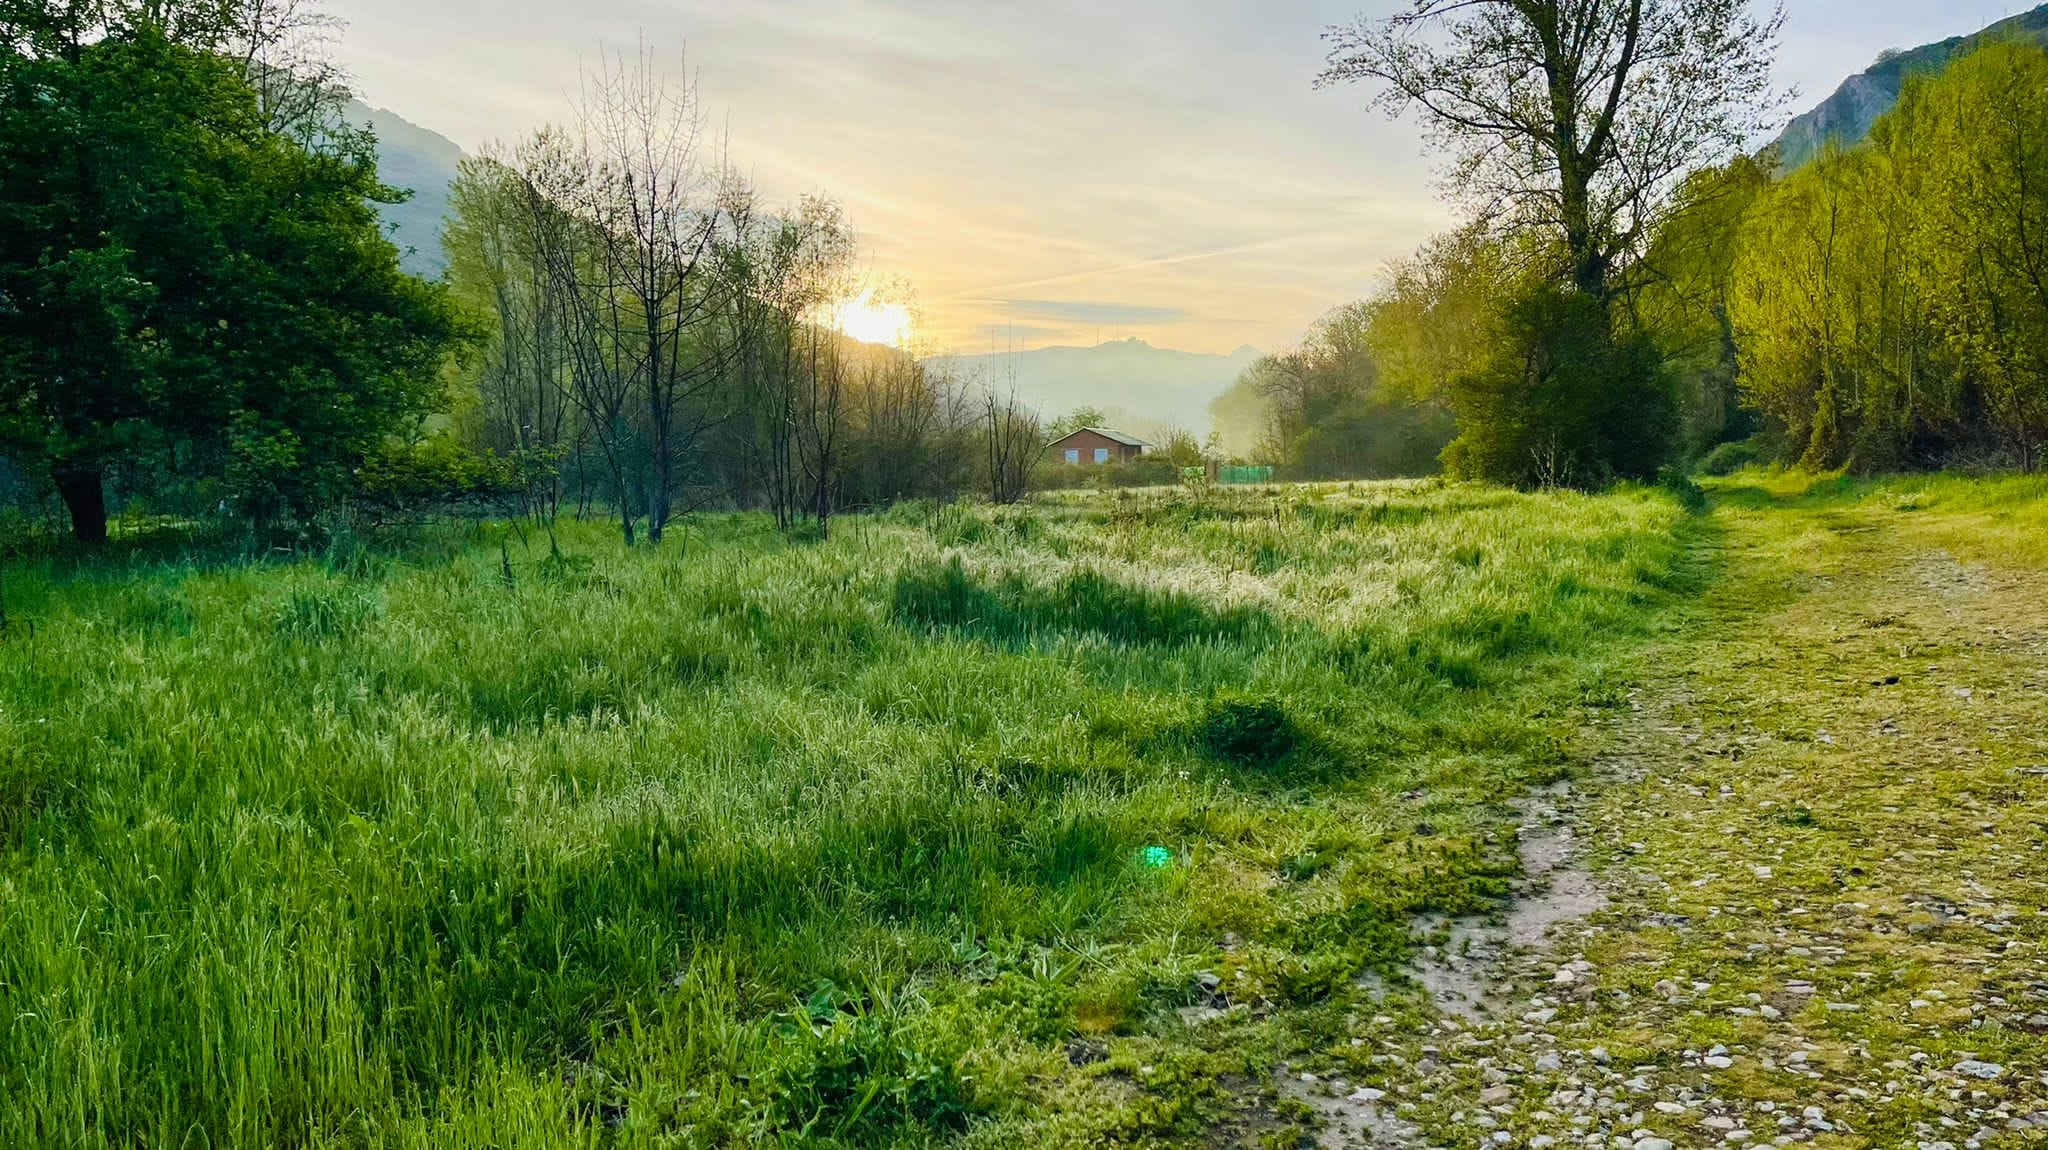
(1444, 287), (1675, 488)
(1696, 438), (1765, 477)
(1658, 469), (1710, 514)
(764, 1010), (975, 1144)
(1197, 696), (1297, 768)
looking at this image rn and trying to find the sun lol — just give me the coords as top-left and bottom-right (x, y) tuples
(829, 291), (915, 349)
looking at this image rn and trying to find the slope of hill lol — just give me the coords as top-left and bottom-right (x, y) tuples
(937, 337), (1261, 436)
(1774, 4), (2048, 171)
(348, 99), (463, 280)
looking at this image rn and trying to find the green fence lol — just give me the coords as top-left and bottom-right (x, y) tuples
(1217, 465), (1275, 486)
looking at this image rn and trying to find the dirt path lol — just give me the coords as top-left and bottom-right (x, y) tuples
(1290, 487), (2048, 1149)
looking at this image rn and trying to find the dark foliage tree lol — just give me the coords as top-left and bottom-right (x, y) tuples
(0, 19), (455, 541)
(1444, 286), (1673, 486)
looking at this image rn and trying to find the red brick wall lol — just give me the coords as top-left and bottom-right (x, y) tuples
(1050, 430), (1143, 465)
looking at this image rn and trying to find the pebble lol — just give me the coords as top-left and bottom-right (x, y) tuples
(1347, 1087), (1387, 1103)
(1954, 1061), (2006, 1081)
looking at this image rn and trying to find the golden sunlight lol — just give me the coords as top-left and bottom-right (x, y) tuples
(829, 291), (915, 349)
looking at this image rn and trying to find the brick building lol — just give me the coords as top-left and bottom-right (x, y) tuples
(1049, 427), (1151, 466)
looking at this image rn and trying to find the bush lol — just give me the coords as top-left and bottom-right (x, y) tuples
(1197, 696), (1298, 768)
(1697, 438), (1765, 477)
(764, 1009), (975, 1144)
(1444, 287), (1675, 488)
(355, 434), (550, 521)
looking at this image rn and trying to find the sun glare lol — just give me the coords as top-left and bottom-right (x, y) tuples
(830, 292), (915, 349)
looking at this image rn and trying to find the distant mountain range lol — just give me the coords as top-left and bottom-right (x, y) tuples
(349, 98), (463, 280)
(935, 338), (1263, 437)
(1773, 4), (2048, 171)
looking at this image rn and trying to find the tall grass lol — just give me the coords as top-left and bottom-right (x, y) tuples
(0, 481), (1694, 1147)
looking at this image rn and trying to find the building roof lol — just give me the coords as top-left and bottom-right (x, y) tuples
(1052, 427), (1153, 449)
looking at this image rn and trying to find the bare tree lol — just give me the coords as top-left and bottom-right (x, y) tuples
(445, 154), (576, 520)
(982, 384), (1041, 506)
(575, 47), (732, 545)
(717, 192), (854, 531)
(1319, 0), (1786, 301)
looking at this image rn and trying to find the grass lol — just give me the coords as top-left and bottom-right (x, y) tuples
(0, 480), (1702, 1148)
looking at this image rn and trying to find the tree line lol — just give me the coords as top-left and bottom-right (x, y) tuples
(1238, 0), (2045, 486)
(0, 2), (1045, 546)
(436, 52), (1038, 545)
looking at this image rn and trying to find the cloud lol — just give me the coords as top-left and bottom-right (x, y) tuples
(983, 300), (1190, 326)
(322, 0), (1457, 353)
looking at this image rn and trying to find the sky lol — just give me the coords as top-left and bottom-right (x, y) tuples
(322, 0), (2043, 356)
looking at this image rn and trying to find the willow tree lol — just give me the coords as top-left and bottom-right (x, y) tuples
(1320, 0), (1785, 304)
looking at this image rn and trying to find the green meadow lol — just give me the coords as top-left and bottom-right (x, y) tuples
(0, 481), (1697, 1147)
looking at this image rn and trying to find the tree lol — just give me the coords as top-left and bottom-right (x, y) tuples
(1729, 42), (2048, 473)
(445, 156), (577, 520)
(1229, 301), (1456, 480)
(1629, 156), (1772, 455)
(1320, 0), (1785, 303)
(1366, 224), (1524, 406)
(0, 20), (456, 541)
(573, 48), (731, 545)
(982, 388), (1040, 505)
(715, 191), (856, 531)
(1046, 407), (1110, 441)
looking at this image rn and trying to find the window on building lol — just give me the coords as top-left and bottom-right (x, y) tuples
(1094, 448), (1110, 464)
(1065, 449), (1080, 465)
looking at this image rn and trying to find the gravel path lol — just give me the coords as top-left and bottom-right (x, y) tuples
(1287, 495), (2048, 1149)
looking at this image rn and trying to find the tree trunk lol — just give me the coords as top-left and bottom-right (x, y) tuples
(54, 464), (109, 544)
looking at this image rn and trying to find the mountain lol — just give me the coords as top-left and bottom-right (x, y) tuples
(1773, 5), (2048, 172)
(348, 99), (464, 280)
(936, 338), (1263, 437)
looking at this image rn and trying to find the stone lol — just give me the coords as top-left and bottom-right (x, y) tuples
(1955, 1061), (2006, 1081)
(1348, 1087), (1387, 1104)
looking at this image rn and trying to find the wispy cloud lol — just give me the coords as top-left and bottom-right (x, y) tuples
(982, 300), (1189, 326)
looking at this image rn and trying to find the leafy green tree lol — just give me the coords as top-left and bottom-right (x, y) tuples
(1321, 0), (1783, 484)
(1908, 43), (2048, 470)
(1729, 42), (2048, 472)
(1364, 224), (1524, 406)
(1631, 156), (1773, 456)
(0, 21), (456, 540)
(1235, 302), (1456, 480)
